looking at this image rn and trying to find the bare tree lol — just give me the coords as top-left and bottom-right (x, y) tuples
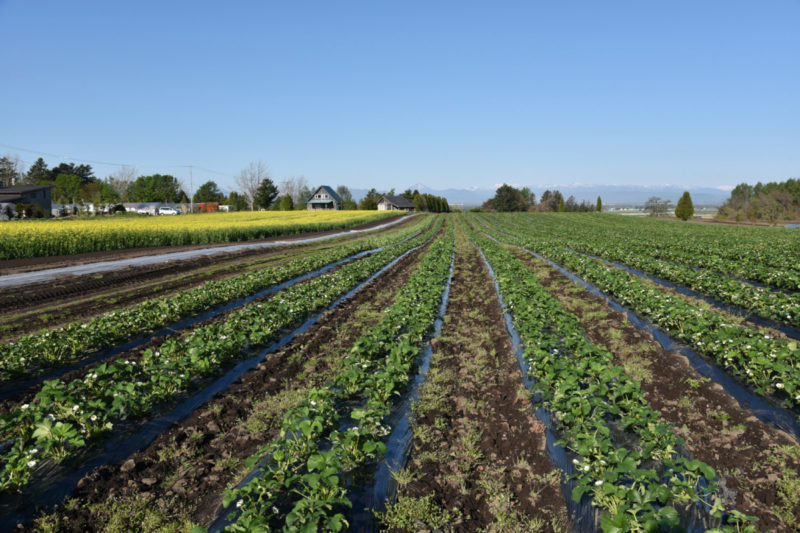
(235, 161), (271, 211)
(107, 165), (137, 202)
(0, 154), (26, 187)
(279, 175), (309, 205)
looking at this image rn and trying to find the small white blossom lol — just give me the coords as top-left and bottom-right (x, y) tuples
(73, 405), (80, 411)
(595, 480), (603, 486)
(27, 460), (37, 468)
(21, 404), (29, 409)
(776, 383), (785, 389)
(236, 499), (243, 508)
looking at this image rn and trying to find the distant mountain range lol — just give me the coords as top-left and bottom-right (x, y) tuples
(352, 184), (731, 207)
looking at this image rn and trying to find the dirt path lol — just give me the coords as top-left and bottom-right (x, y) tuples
(514, 248), (800, 532)
(24, 234), (431, 532)
(382, 225), (569, 532)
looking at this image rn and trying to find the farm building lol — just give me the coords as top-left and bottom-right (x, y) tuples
(0, 184), (53, 217)
(306, 186), (342, 210)
(378, 195), (416, 212)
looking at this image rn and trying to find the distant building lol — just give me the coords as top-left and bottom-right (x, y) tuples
(0, 184), (53, 216)
(306, 186), (342, 210)
(378, 195), (416, 212)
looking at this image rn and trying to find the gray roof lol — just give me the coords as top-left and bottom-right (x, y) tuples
(0, 185), (52, 194)
(381, 195), (416, 208)
(306, 185), (342, 205)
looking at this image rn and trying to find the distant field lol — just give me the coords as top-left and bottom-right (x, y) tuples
(0, 210), (400, 260)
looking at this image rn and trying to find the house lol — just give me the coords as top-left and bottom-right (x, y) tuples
(378, 195), (416, 212)
(0, 184), (53, 216)
(306, 186), (342, 210)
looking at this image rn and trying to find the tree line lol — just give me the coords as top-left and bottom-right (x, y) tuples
(717, 179), (800, 222)
(0, 154), (448, 214)
(482, 183), (601, 212)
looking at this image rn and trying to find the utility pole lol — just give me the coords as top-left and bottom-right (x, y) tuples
(189, 165), (193, 214)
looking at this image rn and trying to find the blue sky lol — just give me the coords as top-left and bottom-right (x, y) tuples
(1, 0), (798, 194)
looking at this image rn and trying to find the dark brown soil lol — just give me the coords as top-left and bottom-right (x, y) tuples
(0, 214), (411, 276)
(514, 248), (800, 532)
(24, 233), (429, 532)
(387, 230), (569, 531)
(0, 215), (417, 341)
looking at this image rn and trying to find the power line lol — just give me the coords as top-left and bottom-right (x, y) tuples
(0, 142), (234, 176)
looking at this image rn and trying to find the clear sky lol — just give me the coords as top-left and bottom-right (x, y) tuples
(1, 0), (798, 194)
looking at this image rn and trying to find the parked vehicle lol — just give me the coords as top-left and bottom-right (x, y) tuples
(158, 206), (180, 215)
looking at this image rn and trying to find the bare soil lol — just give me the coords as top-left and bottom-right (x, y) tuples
(387, 232), (569, 532)
(22, 235), (429, 532)
(515, 248), (800, 532)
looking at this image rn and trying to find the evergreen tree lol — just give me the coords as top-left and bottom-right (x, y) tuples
(279, 194), (294, 210)
(194, 180), (222, 203)
(675, 191), (694, 220)
(596, 196), (602, 212)
(26, 157), (50, 185)
(254, 178), (279, 209)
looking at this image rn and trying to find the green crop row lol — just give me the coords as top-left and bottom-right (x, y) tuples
(0, 218), (442, 494)
(493, 213), (800, 290)
(0, 216), (433, 381)
(486, 213), (800, 327)
(468, 221), (759, 533)
(473, 214), (800, 414)
(214, 219), (456, 532)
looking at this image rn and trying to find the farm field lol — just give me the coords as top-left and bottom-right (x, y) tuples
(0, 213), (799, 532)
(0, 210), (400, 261)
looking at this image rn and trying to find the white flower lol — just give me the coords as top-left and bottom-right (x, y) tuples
(91, 415), (98, 421)
(776, 383), (785, 389)
(595, 480), (604, 486)
(27, 460), (37, 468)
(572, 459), (580, 465)
(73, 405), (80, 411)
(310, 400), (317, 407)
(30, 448), (38, 454)
(583, 465), (590, 471)
(236, 499), (243, 508)
(21, 404), (29, 410)
(272, 506), (279, 515)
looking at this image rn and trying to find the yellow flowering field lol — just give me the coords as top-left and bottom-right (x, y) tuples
(0, 210), (401, 260)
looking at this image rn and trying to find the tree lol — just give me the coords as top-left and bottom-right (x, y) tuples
(279, 175), (309, 205)
(24, 157), (50, 185)
(127, 174), (186, 202)
(644, 196), (672, 217)
(358, 188), (381, 210)
(295, 184), (313, 210)
(279, 194), (294, 210)
(336, 185), (357, 210)
(596, 196), (602, 212)
(675, 191), (694, 221)
(520, 187), (536, 207)
(50, 162), (94, 185)
(486, 184), (527, 212)
(0, 155), (25, 187)
(107, 165), (137, 201)
(235, 161), (271, 211)
(224, 191), (248, 211)
(54, 173), (82, 203)
(194, 180), (222, 203)
(254, 178), (279, 209)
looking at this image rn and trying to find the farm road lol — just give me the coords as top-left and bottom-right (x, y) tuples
(0, 215), (413, 289)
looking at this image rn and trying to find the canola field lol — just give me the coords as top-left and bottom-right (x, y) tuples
(0, 210), (399, 260)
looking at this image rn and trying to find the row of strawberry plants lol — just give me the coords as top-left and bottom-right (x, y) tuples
(468, 223), (759, 533)
(506, 213), (800, 290)
(488, 213), (800, 326)
(213, 219), (455, 532)
(473, 214), (800, 413)
(0, 216), (432, 381)
(0, 218), (442, 495)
